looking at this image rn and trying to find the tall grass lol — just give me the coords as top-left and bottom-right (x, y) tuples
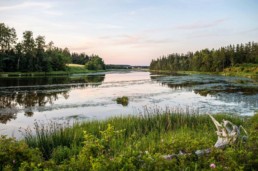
(22, 120), (81, 159)
(22, 109), (245, 160)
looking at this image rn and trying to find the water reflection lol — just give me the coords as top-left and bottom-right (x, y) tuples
(0, 75), (105, 88)
(0, 74), (105, 123)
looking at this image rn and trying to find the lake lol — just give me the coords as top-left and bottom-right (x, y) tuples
(0, 71), (258, 138)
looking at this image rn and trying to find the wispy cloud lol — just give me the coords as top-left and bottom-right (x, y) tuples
(176, 19), (227, 30)
(238, 27), (258, 34)
(114, 35), (143, 45)
(44, 10), (63, 16)
(0, 2), (52, 11)
(95, 23), (124, 30)
(106, 34), (174, 47)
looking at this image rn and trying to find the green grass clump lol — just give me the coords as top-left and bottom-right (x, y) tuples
(67, 63), (106, 73)
(1, 112), (258, 170)
(116, 96), (129, 106)
(67, 65), (90, 73)
(223, 63), (258, 77)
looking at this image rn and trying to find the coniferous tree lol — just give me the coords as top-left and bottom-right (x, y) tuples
(150, 42), (258, 72)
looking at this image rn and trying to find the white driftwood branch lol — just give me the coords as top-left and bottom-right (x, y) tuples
(163, 114), (248, 160)
(208, 114), (248, 148)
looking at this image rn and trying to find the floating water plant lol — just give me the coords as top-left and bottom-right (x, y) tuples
(116, 96), (129, 106)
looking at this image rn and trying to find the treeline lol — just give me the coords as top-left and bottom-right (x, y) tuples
(106, 65), (132, 69)
(71, 53), (90, 65)
(150, 42), (258, 72)
(0, 23), (105, 72)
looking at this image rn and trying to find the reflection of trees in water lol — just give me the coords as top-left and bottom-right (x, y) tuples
(83, 75), (105, 83)
(0, 112), (17, 124)
(165, 83), (194, 90)
(0, 90), (69, 123)
(71, 75), (105, 87)
(0, 77), (69, 87)
(0, 74), (105, 123)
(0, 94), (18, 123)
(0, 74), (105, 87)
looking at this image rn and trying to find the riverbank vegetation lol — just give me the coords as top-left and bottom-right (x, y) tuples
(150, 42), (258, 76)
(222, 63), (258, 77)
(85, 55), (106, 70)
(0, 23), (105, 73)
(0, 64), (104, 77)
(0, 111), (257, 170)
(151, 63), (258, 80)
(67, 64), (105, 74)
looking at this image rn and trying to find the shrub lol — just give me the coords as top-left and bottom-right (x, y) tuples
(0, 135), (42, 170)
(68, 124), (125, 170)
(85, 55), (105, 70)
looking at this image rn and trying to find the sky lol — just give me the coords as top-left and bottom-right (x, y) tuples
(0, 0), (258, 65)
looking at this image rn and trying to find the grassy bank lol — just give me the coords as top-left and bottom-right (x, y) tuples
(67, 64), (106, 74)
(221, 63), (258, 78)
(151, 63), (258, 79)
(0, 64), (105, 77)
(1, 111), (258, 170)
(150, 69), (220, 76)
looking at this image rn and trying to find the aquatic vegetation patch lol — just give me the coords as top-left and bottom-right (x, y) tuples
(152, 74), (223, 86)
(116, 96), (129, 106)
(153, 74), (258, 96)
(194, 85), (258, 96)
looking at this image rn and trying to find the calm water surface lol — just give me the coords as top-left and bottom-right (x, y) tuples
(0, 71), (257, 138)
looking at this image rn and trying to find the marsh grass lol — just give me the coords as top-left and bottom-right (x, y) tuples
(22, 120), (82, 159)
(22, 109), (245, 160)
(223, 63), (258, 77)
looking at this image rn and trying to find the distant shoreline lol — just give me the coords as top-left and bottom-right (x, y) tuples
(150, 64), (258, 79)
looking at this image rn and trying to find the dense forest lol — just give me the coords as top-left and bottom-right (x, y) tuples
(150, 42), (258, 72)
(0, 23), (105, 72)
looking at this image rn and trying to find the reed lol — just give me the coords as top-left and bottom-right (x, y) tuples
(23, 109), (245, 160)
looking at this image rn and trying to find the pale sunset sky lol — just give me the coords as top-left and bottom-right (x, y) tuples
(1, 0), (258, 65)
